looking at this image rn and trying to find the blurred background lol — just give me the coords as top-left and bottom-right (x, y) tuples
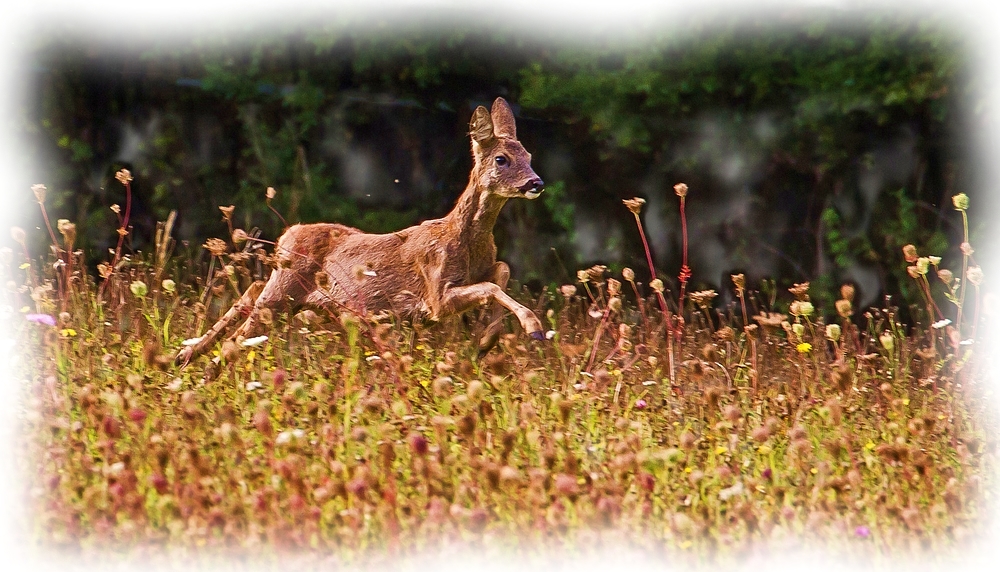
(9, 4), (993, 322)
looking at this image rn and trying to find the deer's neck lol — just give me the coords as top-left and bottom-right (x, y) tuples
(446, 179), (506, 262)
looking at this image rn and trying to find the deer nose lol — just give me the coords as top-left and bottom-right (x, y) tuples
(521, 178), (544, 192)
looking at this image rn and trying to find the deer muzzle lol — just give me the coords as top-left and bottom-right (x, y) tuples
(520, 177), (545, 199)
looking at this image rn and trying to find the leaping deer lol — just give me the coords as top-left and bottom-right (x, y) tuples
(176, 97), (545, 367)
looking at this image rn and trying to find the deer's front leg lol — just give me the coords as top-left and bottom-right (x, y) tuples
(477, 262), (512, 356)
(437, 280), (544, 341)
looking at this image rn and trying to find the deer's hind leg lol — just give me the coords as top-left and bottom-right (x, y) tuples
(175, 280), (267, 367)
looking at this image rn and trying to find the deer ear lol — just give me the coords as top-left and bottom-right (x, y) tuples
(470, 106), (495, 145)
(490, 97), (517, 139)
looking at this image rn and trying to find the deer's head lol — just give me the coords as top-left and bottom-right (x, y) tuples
(469, 98), (544, 200)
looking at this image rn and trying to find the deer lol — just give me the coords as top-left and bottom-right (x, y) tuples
(175, 97), (546, 367)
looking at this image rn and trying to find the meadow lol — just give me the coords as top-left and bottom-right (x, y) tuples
(7, 176), (996, 568)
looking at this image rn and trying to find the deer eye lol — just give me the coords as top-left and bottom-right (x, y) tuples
(494, 155), (508, 167)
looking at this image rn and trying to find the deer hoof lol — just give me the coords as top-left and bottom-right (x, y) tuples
(175, 347), (193, 368)
(529, 330), (545, 342)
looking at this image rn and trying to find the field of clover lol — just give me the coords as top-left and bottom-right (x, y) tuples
(6, 174), (996, 567)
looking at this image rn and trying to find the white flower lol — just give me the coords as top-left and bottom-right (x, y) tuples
(246, 381), (263, 391)
(181, 336), (204, 346)
(545, 330), (557, 340)
(932, 319), (952, 329)
(241, 335), (268, 347)
(365, 355), (381, 362)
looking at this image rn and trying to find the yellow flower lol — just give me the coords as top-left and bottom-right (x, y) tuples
(60, 328), (77, 338)
(796, 342), (812, 354)
(715, 446), (728, 455)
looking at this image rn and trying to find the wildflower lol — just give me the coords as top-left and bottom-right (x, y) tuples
(796, 342), (812, 354)
(219, 205), (235, 222)
(902, 244), (918, 263)
(560, 284), (577, 297)
(26, 314), (57, 327)
(937, 269), (954, 285)
(649, 278), (664, 293)
(967, 266), (984, 287)
(31, 184), (47, 203)
(855, 525), (872, 538)
(545, 330), (556, 340)
(791, 323), (805, 339)
(634, 399), (648, 410)
(115, 169), (133, 185)
(673, 183), (689, 198)
(791, 300), (814, 317)
(130, 280), (148, 298)
(879, 332), (895, 352)
(840, 283), (855, 302)
(825, 324), (841, 342)
(241, 335), (268, 347)
(952, 193), (969, 211)
(10, 227), (26, 245)
(622, 197), (646, 216)
(622, 267), (635, 282)
(577, 269), (590, 283)
(960, 242), (974, 256)
(266, 186), (277, 200)
(916, 257), (930, 275)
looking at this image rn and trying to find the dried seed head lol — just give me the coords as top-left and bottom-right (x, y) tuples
(731, 273), (745, 292)
(203, 238), (228, 257)
(56, 219), (76, 246)
(723, 404), (741, 423)
(622, 267), (635, 282)
(835, 299), (853, 318)
(31, 183), (47, 203)
(952, 192), (969, 211)
(788, 282), (810, 301)
(673, 183), (689, 197)
(622, 197), (646, 216)
(967, 266), (984, 287)
(902, 244), (918, 263)
(587, 265), (607, 282)
(606, 278), (621, 296)
(649, 278), (664, 293)
(219, 205), (235, 222)
(704, 386), (722, 410)
(232, 229), (248, 244)
(266, 186), (277, 200)
(960, 242), (974, 256)
(608, 297), (622, 313)
(937, 269), (954, 285)
(560, 284), (577, 297)
(679, 431), (697, 450)
(751, 425), (771, 443)
(825, 324), (842, 342)
(714, 326), (734, 342)
(879, 332), (895, 352)
(115, 169), (133, 186)
(10, 227), (26, 245)
(577, 269), (590, 283)
(689, 289), (718, 310)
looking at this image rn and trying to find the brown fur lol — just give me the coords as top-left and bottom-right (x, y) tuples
(177, 98), (545, 366)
